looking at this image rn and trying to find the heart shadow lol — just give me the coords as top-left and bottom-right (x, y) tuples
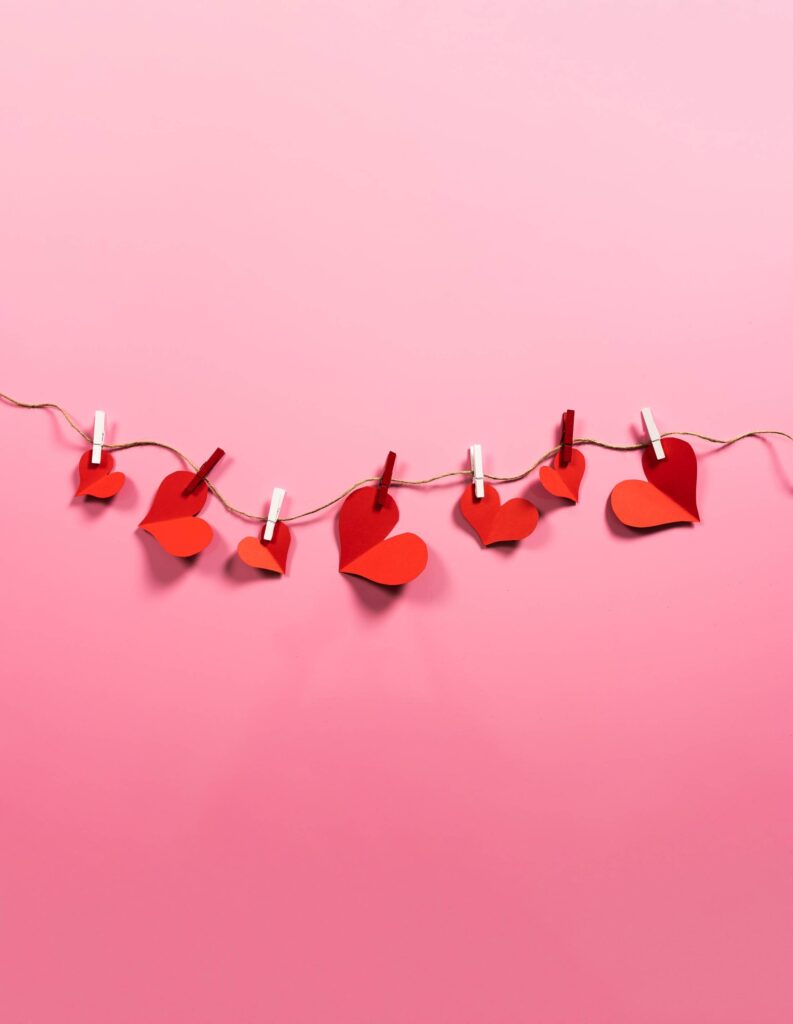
(71, 474), (138, 516)
(605, 499), (694, 539)
(223, 528), (291, 583)
(334, 508), (405, 612)
(344, 573), (404, 613)
(525, 478), (572, 516)
(136, 529), (200, 584)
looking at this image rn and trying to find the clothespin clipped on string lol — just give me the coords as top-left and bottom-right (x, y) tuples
(263, 487), (286, 542)
(91, 410), (106, 465)
(641, 407), (666, 461)
(374, 451), (396, 509)
(469, 444), (485, 499)
(559, 409), (575, 467)
(183, 447), (225, 496)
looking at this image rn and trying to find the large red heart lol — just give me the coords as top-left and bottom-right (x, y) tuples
(237, 521), (291, 575)
(139, 470), (214, 557)
(459, 483), (539, 546)
(75, 450), (126, 499)
(338, 486), (428, 586)
(610, 437), (700, 528)
(539, 449), (586, 503)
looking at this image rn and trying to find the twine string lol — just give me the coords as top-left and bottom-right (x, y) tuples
(2, 391), (790, 524)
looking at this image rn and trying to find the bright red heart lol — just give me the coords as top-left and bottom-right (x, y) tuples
(237, 521), (291, 575)
(460, 483), (539, 546)
(75, 450), (126, 499)
(139, 470), (214, 557)
(610, 437), (700, 528)
(539, 448), (586, 503)
(338, 486), (428, 586)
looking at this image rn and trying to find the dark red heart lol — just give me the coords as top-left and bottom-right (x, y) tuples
(338, 486), (428, 586)
(139, 470), (213, 557)
(610, 437), (700, 528)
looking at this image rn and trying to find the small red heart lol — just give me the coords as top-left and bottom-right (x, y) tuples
(237, 521), (291, 575)
(338, 486), (428, 586)
(460, 483), (539, 546)
(610, 437), (700, 528)
(139, 470), (214, 557)
(75, 450), (126, 499)
(539, 449), (586, 502)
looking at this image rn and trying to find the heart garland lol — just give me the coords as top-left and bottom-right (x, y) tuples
(7, 386), (730, 576)
(338, 485), (428, 586)
(610, 437), (700, 528)
(92, 441), (703, 571)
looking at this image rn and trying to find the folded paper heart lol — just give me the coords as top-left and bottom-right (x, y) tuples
(139, 470), (214, 557)
(338, 486), (428, 586)
(459, 483), (539, 545)
(75, 450), (126, 499)
(610, 437), (700, 528)
(539, 449), (586, 503)
(237, 521), (291, 575)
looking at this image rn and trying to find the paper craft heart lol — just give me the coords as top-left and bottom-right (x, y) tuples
(237, 521), (291, 575)
(610, 437), (700, 528)
(139, 470), (214, 557)
(460, 483), (539, 546)
(75, 450), (126, 499)
(539, 449), (586, 503)
(338, 486), (428, 586)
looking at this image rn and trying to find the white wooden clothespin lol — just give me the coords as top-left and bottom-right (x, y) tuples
(263, 486), (286, 542)
(469, 444), (485, 499)
(91, 410), (106, 465)
(641, 407), (666, 461)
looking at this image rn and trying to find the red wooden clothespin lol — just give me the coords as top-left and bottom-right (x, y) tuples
(182, 447), (225, 496)
(559, 410), (574, 467)
(374, 451), (397, 509)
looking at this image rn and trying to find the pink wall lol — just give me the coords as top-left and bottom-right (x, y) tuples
(2, 2), (792, 1021)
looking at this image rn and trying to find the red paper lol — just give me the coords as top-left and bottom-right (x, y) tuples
(539, 449), (586, 503)
(75, 450), (126, 499)
(459, 483), (539, 545)
(338, 486), (428, 586)
(139, 471), (214, 557)
(237, 521), (291, 575)
(610, 437), (700, 528)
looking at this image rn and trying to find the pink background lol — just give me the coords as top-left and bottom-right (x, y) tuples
(2, 3), (792, 1021)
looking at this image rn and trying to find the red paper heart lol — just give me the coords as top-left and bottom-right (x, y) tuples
(610, 437), (700, 528)
(539, 449), (586, 502)
(139, 470), (214, 557)
(75, 450), (126, 499)
(338, 486), (428, 586)
(459, 483), (539, 545)
(237, 521), (291, 575)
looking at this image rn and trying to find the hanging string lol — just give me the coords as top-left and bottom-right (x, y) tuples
(2, 391), (791, 524)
